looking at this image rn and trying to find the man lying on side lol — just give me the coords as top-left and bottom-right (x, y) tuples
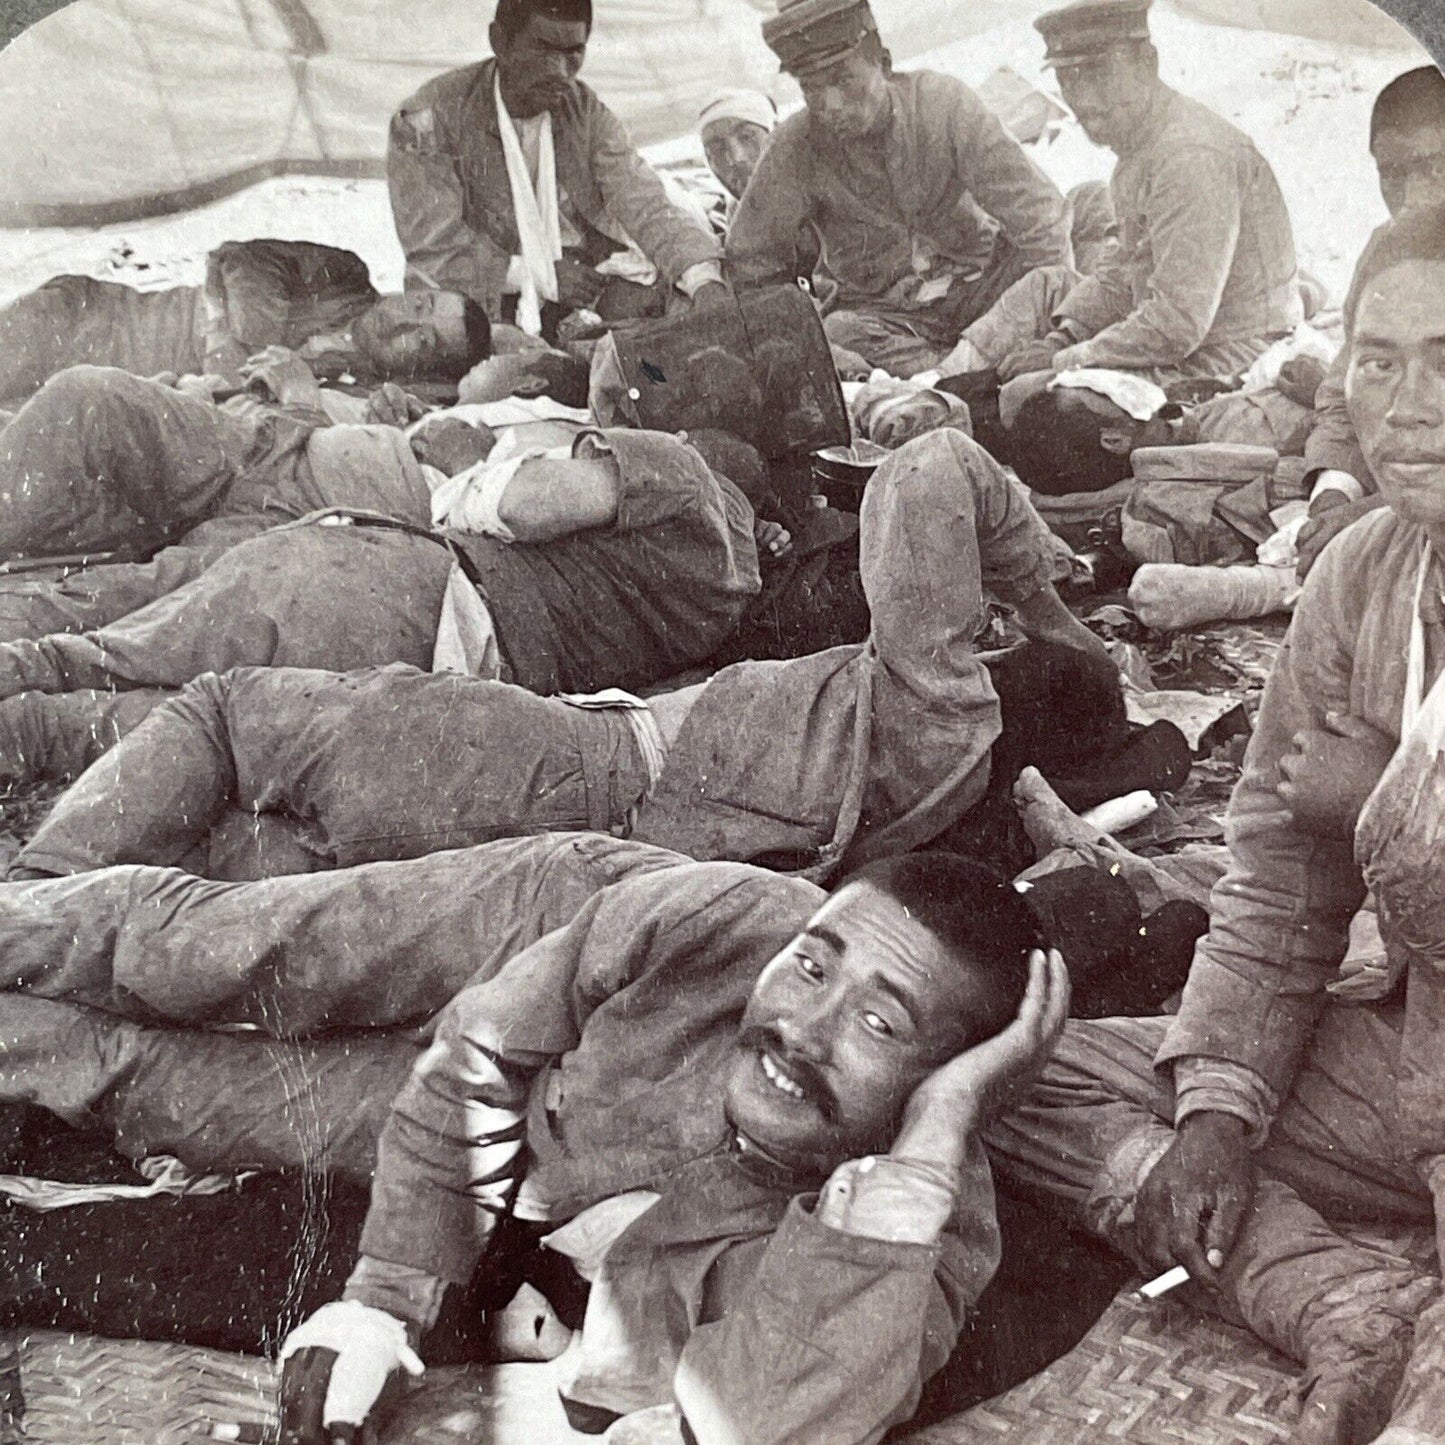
(0, 414), (760, 706)
(0, 832), (1065, 1444)
(3, 428), (1120, 889)
(0, 238), (491, 405)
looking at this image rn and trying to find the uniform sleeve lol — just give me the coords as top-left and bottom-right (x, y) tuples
(204, 244), (293, 356)
(387, 101), (513, 310)
(724, 130), (814, 291)
(1303, 352), (1372, 490)
(672, 1141), (999, 1445)
(588, 102), (720, 284)
(944, 82), (1069, 271)
(594, 430), (718, 532)
(1156, 537), (1368, 1101)
(356, 864), (819, 1291)
(1054, 148), (1245, 372)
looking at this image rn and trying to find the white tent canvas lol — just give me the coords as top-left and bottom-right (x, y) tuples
(0, 0), (1423, 225)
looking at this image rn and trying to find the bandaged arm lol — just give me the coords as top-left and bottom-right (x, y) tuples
(437, 435), (621, 544)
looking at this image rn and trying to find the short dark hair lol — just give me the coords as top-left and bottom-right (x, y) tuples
(493, 0), (592, 42)
(1345, 202), (1445, 334)
(1005, 388), (1139, 496)
(843, 852), (1042, 1048)
(1371, 66), (1445, 148)
(460, 299), (493, 372)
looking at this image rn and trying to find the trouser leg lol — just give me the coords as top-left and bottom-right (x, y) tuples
(0, 687), (168, 793)
(14, 672), (241, 876)
(0, 366), (260, 558)
(18, 665), (651, 880)
(855, 430), (1062, 850)
(0, 833), (687, 1032)
(822, 310), (945, 378)
(0, 514), (272, 642)
(0, 525), (453, 701)
(957, 264), (1084, 368)
(0, 992), (415, 1182)
(990, 1009), (1438, 1388)
(225, 666), (649, 869)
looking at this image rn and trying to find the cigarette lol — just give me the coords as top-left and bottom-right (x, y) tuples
(208, 1424), (272, 1444)
(1135, 1265), (1191, 1301)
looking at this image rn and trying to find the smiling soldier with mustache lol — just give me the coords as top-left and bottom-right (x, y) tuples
(275, 845), (1068, 1445)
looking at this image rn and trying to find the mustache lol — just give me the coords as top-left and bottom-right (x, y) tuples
(736, 1022), (839, 1122)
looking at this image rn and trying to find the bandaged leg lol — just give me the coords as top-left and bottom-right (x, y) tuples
(1013, 765), (1215, 911)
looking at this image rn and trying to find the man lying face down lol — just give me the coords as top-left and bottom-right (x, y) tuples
(265, 848), (1067, 1445)
(0, 238), (493, 405)
(987, 206), (1445, 1445)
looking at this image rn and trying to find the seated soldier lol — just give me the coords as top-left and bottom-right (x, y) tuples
(698, 89), (777, 231)
(1295, 66), (1445, 580)
(0, 421), (761, 706)
(0, 830), (1067, 1443)
(3, 428), (1125, 888)
(988, 207), (1445, 1445)
(0, 238), (491, 405)
(388, 0), (726, 339)
(726, 0), (1070, 378)
(934, 0), (1301, 389)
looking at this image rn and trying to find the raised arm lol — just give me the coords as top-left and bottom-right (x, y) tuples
(674, 951), (1069, 1445)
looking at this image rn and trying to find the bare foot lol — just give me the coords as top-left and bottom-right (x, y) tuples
(1012, 766), (1193, 912)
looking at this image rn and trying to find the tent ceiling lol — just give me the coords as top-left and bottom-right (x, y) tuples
(0, 0), (1429, 226)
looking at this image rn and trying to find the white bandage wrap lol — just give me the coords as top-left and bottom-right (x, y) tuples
(432, 564), (502, 679)
(278, 1299), (425, 1429)
(1310, 469), (1366, 506)
(430, 445), (575, 540)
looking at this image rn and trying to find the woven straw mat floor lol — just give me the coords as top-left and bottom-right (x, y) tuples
(1, 1287), (1302, 1444)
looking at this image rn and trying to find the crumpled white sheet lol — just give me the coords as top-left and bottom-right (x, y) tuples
(1051, 368), (1169, 422)
(0, 1155), (250, 1213)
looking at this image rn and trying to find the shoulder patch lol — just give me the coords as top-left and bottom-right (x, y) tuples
(393, 105), (439, 156)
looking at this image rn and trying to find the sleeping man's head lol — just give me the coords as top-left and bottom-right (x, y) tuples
(724, 854), (1040, 1176)
(351, 291), (493, 381)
